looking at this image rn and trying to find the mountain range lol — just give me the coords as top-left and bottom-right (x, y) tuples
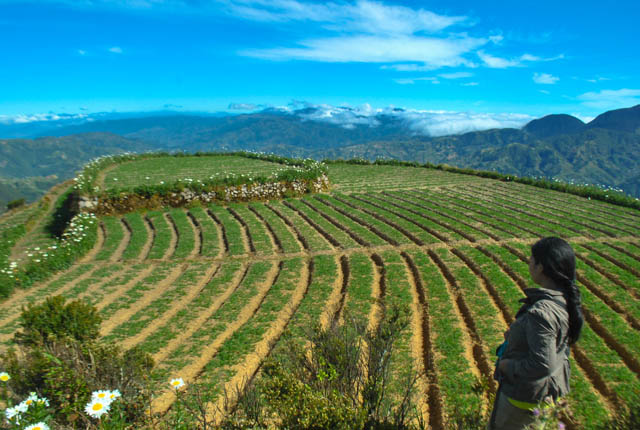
(1, 104), (638, 211)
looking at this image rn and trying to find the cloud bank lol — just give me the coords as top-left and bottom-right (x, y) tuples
(275, 102), (534, 136)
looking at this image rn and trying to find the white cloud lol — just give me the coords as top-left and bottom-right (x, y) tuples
(438, 71), (473, 79)
(225, 0), (466, 34)
(533, 73), (559, 84)
(77, 49), (87, 55)
(242, 35), (485, 66)
(393, 77), (439, 85)
(108, 46), (123, 54)
(461, 82), (479, 86)
(478, 51), (564, 69)
(577, 88), (640, 109)
(274, 102), (533, 136)
(539, 89), (550, 94)
(0, 112), (88, 125)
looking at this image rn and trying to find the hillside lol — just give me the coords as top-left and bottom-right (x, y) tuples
(1, 154), (638, 429)
(1, 105), (639, 211)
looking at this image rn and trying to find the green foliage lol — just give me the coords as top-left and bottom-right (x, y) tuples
(323, 158), (640, 210)
(14, 295), (102, 347)
(228, 303), (424, 430)
(2, 296), (154, 426)
(6, 198), (25, 210)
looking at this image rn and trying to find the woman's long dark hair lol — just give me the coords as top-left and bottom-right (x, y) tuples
(531, 237), (583, 344)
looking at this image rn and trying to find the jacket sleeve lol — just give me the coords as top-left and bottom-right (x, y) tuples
(505, 307), (559, 381)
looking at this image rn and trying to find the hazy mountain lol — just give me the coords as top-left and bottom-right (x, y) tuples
(587, 104), (640, 133)
(523, 114), (585, 138)
(0, 105), (638, 210)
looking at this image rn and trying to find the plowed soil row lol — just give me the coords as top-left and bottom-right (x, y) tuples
(248, 206), (284, 253)
(228, 207), (257, 253)
(478, 184), (625, 238)
(329, 195), (423, 246)
(265, 203), (309, 251)
(491, 182), (640, 232)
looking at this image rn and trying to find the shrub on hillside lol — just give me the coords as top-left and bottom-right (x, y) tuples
(1, 296), (154, 426)
(224, 304), (425, 430)
(6, 198), (26, 210)
(13, 295), (102, 346)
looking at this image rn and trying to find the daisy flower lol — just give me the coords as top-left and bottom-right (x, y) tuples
(169, 378), (185, 390)
(108, 389), (121, 401)
(92, 390), (111, 402)
(24, 392), (38, 407)
(25, 423), (49, 430)
(15, 401), (29, 413)
(0, 372), (9, 382)
(85, 399), (110, 419)
(4, 407), (19, 421)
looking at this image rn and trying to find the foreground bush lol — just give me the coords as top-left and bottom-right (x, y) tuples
(1, 296), (153, 427)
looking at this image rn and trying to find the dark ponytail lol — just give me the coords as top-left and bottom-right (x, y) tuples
(531, 237), (584, 344)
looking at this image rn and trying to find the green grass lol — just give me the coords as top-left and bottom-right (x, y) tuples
(188, 207), (221, 258)
(208, 205), (247, 256)
(248, 203), (302, 254)
(152, 260), (275, 383)
(327, 163), (491, 193)
(342, 253), (374, 323)
(285, 199), (360, 249)
(409, 249), (485, 419)
(121, 212), (149, 260)
(146, 211), (173, 260)
(168, 209), (196, 259)
(229, 204), (275, 255)
(266, 201), (332, 252)
(103, 155), (283, 189)
(95, 216), (125, 260)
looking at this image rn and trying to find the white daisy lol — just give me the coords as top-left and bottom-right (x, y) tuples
(107, 389), (121, 401)
(91, 390), (111, 402)
(0, 372), (9, 382)
(84, 399), (110, 418)
(15, 401), (29, 413)
(169, 378), (185, 390)
(24, 423), (50, 430)
(4, 407), (18, 420)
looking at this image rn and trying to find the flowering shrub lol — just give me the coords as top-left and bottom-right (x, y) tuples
(0, 212), (97, 297)
(70, 151), (331, 214)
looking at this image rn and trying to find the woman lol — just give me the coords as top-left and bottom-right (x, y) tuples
(489, 237), (584, 430)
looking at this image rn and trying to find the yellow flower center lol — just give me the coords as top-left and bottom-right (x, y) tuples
(92, 403), (104, 411)
(26, 400), (33, 405)
(34, 427), (43, 430)
(0, 375), (8, 381)
(172, 381), (180, 386)
(97, 393), (106, 398)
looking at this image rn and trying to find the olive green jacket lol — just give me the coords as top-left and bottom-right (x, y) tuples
(498, 288), (571, 403)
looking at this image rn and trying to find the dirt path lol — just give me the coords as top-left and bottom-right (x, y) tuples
(80, 221), (105, 263)
(152, 261), (281, 414)
(319, 254), (345, 329)
(401, 252), (433, 428)
(99, 263), (188, 336)
(95, 265), (157, 312)
(139, 216), (155, 260)
(162, 212), (178, 260)
(185, 210), (203, 258)
(209, 259), (311, 422)
(95, 163), (121, 189)
(110, 218), (131, 262)
(152, 262), (250, 363)
(119, 263), (220, 351)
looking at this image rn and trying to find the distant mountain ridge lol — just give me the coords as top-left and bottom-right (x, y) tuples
(0, 104), (638, 211)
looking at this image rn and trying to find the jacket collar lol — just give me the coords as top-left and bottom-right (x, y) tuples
(519, 287), (567, 307)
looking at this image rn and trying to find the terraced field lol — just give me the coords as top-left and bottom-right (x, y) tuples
(1, 156), (639, 429)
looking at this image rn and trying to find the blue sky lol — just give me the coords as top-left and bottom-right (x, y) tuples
(1, 0), (639, 129)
